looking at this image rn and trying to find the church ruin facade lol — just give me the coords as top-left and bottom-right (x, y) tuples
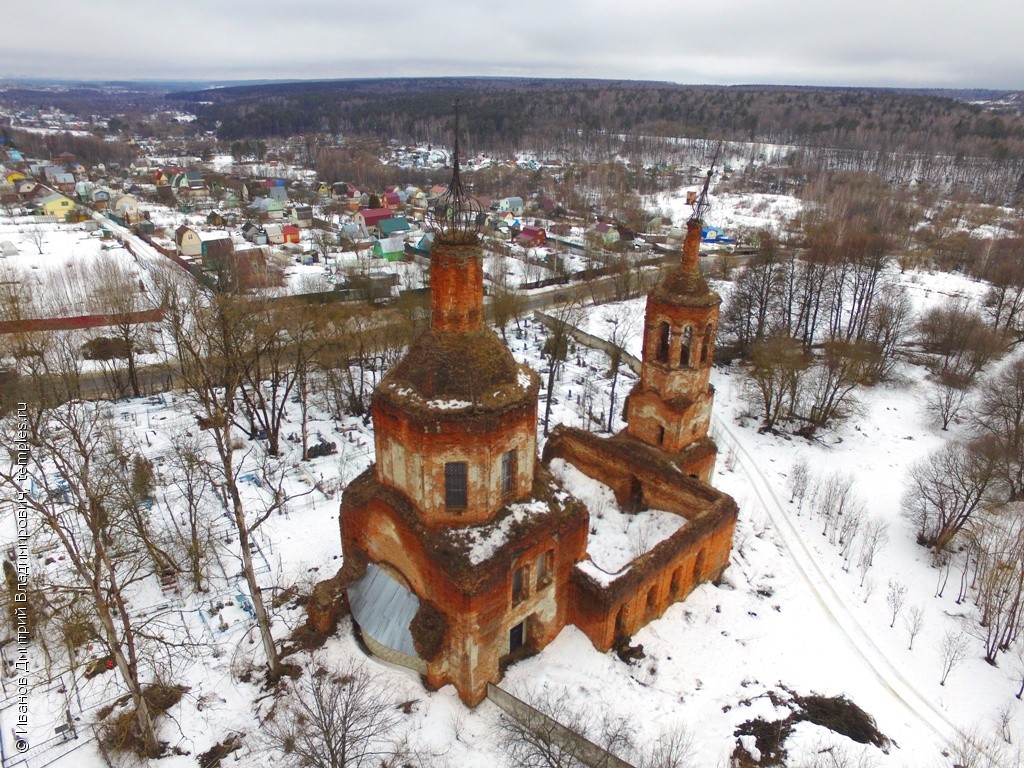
(310, 130), (738, 706)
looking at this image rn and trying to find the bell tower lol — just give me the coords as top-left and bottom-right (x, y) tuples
(624, 161), (722, 482)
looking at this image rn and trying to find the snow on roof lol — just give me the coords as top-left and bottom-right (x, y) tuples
(548, 458), (686, 578)
(446, 499), (550, 566)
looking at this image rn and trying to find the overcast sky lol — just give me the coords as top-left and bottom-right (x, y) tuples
(3, 0), (1021, 90)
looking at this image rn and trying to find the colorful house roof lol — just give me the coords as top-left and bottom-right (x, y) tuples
(379, 217), (413, 237)
(359, 208), (395, 229)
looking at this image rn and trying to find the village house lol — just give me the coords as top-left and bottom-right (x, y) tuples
(378, 216), (414, 237)
(240, 221), (268, 245)
(36, 192), (76, 219)
(249, 197), (286, 220)
(495, 196), (524, 215)
(290, 204), (313, 228)
(207, 247), (284, 292)
(354, 207), (396, 236)
(169, 170), (208, 197)
(112, 193), (140, 224)
(264, 222), (300, 245)
(515, 225), (547, 248)
(175, 225), (234, 261)
(372, 235), (406, 261)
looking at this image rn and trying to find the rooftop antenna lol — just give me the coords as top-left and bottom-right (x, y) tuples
(689, 142), (723, 224)
(426, 98), (483, 244)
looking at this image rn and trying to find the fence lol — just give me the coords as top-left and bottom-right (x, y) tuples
(486, 684), (636, 768)
(532, 310), (642, 375)
(0, 305), (165, 335)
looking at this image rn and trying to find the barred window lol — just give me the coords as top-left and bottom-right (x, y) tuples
(501, 450), (516, 497)
(445, 461), (468, 510)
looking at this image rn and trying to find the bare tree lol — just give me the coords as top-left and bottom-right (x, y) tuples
(0, 403), (163, 756)
(804, 340), (869, 432)
(540, 293), (585, 436)
(903, 440), (999, 553)
(903, 604), (926, 650)
(745, 334), (808, 430)
(310, 227), (336, 263)
(972, 357), (1024, 502)
(968, 509), (1024, 665)
(886, 578), (907, 628)
(601, 304), (639, 432)
(638, 727), (697, 768)
(164, 432), (216, 593)
(816, 472), (857, 542)
(862, 576), (876, 604)
(938, 627), (970, 686)
(87, 254), (155, 398)
(489, 255), (527, 341)
(22, 224), (46, 255)
(927, 371), (971, 431)
(940, 724), (1023, 768)
(996, 699), (1015, 745)
(857, 518), (889, 587)
(917, 299), (1005, 384)
(861, 282), (912, 383)
(163, 273), (285, 680)
(788, 458), (812, 514)
(262, 657), (412, 768)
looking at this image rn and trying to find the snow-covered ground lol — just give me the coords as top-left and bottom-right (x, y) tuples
(650, 189), (805, 237)
(0, 218), (160, 319)
(2, 199), (1022, 766)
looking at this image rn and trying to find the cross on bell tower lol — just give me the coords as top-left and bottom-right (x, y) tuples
(623, 151), (723, 482)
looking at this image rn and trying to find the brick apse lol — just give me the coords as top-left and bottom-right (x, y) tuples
(309, 162), (738, 706)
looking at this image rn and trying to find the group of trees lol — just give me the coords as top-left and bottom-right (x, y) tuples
(0, 257), (429, 757)
(725, 181), (915, 434)
(901, 357), (1024, 671)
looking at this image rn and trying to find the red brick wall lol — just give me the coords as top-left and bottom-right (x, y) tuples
(430, 244), (484, 333)
(341, 472), (589, 705)
(372, 393), (538, 528)
(543, 427), (737, 651)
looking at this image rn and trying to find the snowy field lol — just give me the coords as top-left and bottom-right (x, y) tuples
(0, 218), (160, 319)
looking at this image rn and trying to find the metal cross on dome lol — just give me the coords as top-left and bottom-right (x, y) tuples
(689, 142), (723, 224)
(426, 98), (484, 244)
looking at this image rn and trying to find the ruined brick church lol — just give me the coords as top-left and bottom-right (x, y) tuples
(309, 128), (737, 706)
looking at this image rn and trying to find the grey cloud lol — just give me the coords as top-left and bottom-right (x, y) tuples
(2, 0), (1021, 88)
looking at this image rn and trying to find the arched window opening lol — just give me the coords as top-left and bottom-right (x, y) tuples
(693, 548), (707, 583)
(700, 323), (714, 365)
(615, 604), (628, 639)
(655, 322), (670, 363)
(680, 326), (692, 367)
(670, 568), (683, 596)
(646, 585), (658, 618)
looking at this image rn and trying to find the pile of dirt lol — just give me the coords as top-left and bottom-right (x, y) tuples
(730, 686), (890, 766)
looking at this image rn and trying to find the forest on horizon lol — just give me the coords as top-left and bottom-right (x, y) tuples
(165, 77), (1024, 161)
